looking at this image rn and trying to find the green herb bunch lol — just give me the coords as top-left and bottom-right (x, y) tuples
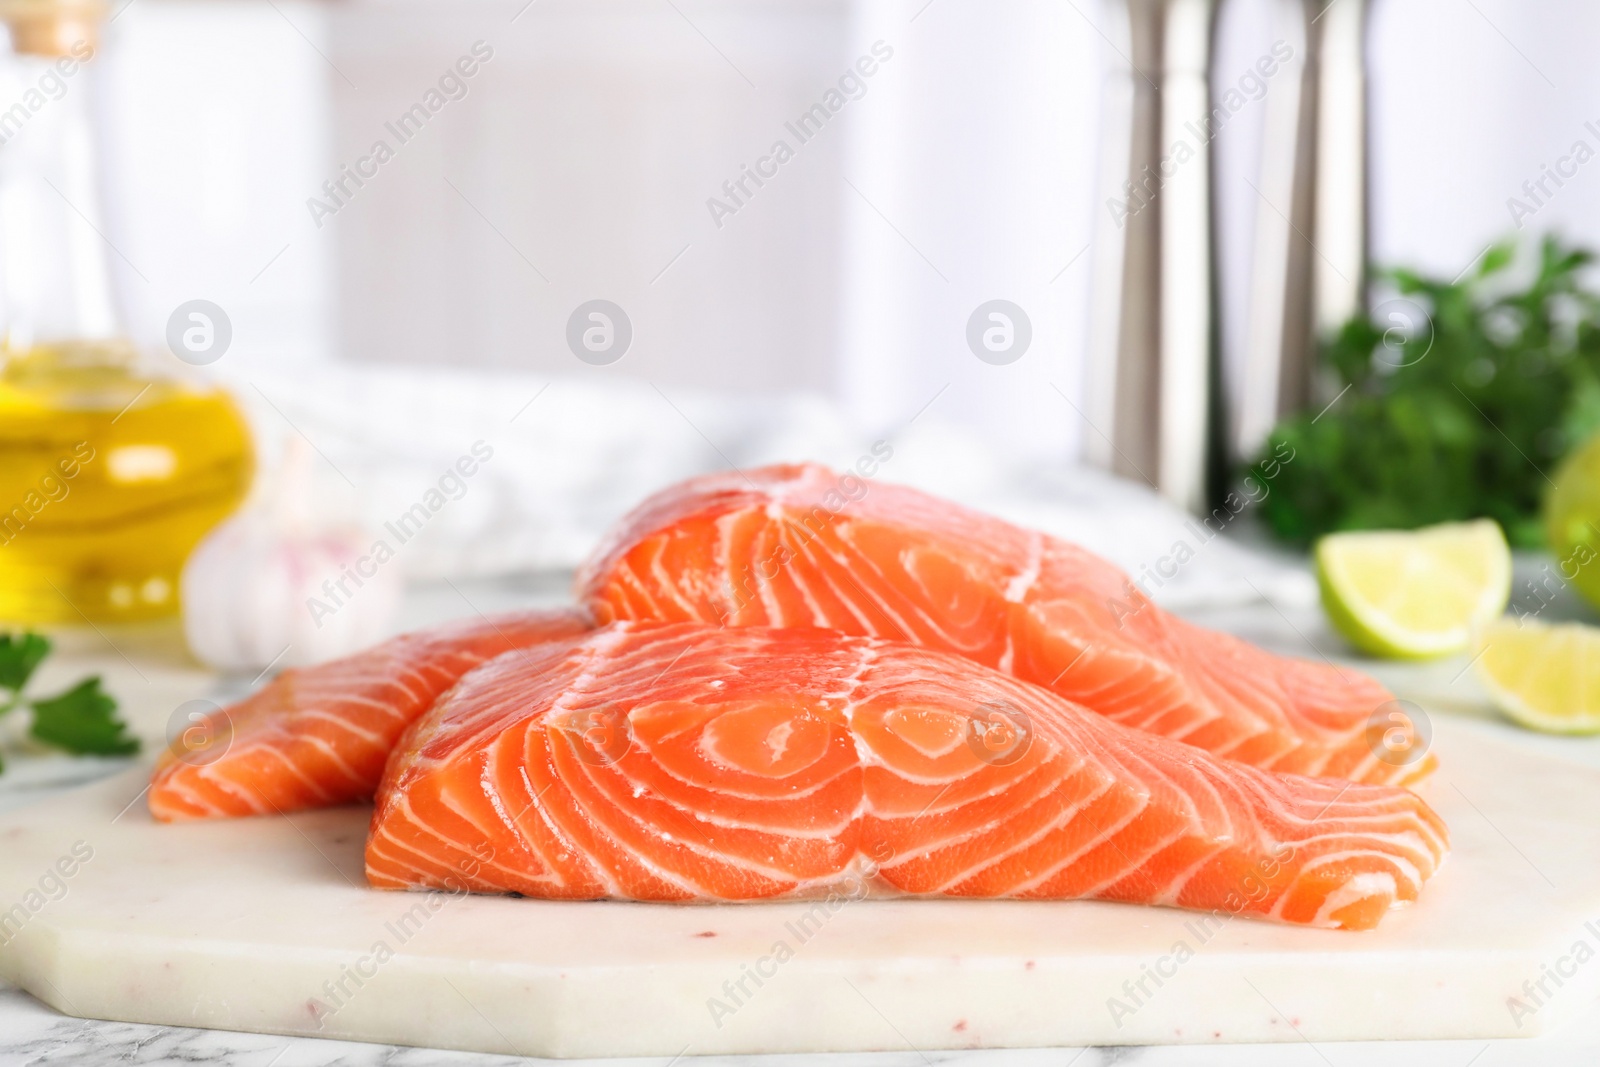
(1249, 235), (1600, 547)
(0, 633), (139, 772)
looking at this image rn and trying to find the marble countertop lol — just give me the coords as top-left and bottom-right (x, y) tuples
(3, 574), (1600, 1067)
(4, 986), (1599, 1066)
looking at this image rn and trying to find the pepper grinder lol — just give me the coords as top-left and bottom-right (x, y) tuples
(1234, 0), (1369, 460)
(1084, 0), (1220, 516)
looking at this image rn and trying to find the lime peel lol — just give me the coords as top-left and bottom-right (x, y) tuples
(1315, 519), (1511, 659)
(1475, 618), (1600, 735)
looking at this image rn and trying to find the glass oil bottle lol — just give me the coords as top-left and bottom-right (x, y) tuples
(0, 0), (253, 623)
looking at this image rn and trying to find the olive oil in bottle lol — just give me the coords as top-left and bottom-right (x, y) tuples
(0, 0), (253, 623)
(0, 343), (252, 623)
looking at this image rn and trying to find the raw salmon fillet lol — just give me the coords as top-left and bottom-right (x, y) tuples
(577, 464), (1429, 785)
(149, 609), (590, 821)
(366, 623), (1448, 930)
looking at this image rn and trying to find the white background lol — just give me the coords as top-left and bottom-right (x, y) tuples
(69, 0), (1600, 463)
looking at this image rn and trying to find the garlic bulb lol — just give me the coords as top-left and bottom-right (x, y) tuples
(181, 441), (400, 671)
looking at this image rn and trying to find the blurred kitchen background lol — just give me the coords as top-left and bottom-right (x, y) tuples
(5, 0), (1600, 675)
(79, 0), (1596, 451)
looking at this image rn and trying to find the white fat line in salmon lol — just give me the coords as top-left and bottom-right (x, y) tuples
(1105, 841), (1299, 1029)
(1506, 918), (1600, 1029)
(0, 840), (93, 947)
(1106, 439), (1296, 629)
(0, 441), (96, 548)
(719, 441), (894, 621)
(306, 440), (494, 629)
(705, 847), (892, 1030)
(307, 840), (496, 1027)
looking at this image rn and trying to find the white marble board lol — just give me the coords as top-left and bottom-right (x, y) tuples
(0, 718), (1596, 1058)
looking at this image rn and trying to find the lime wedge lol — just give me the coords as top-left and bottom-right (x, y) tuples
(1475, 618), (1600, 734)
(1545, 431), (1600, 610)
(1315, 519), (1511, 659)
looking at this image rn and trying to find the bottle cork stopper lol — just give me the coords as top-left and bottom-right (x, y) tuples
(0, 0), (104, 56)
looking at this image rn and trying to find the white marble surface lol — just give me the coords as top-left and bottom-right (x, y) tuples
(1, 992), (1599, 1067)
(2, 716), (1593, 1056)
(2, 573), (1599, 1064)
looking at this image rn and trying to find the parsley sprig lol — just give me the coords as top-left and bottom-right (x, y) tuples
(1249, 235), (1600, 547)
(0, 632), (139, 771)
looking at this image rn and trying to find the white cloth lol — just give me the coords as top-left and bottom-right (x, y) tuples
(232, 362), (1314, 610)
